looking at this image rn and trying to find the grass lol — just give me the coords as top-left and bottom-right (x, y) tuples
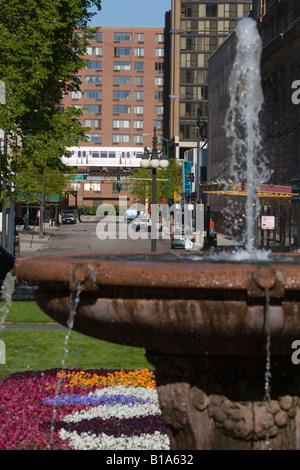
(0, 300), (153, 379)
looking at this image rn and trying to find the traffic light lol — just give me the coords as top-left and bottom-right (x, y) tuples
(187, 172), (194, 182)
(116, 174), (121, 192)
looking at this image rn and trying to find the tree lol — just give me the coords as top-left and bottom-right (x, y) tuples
(130, 158), (183, 205)
(0, 0), (102, 237)
(0, 0), (102, 134)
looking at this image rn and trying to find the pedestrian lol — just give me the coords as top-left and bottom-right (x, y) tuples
(23, 216), (28, 230)
(185, 235), (193, 251)
(209, 218), (215, 236)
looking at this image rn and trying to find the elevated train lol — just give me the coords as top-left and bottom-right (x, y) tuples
(61, 146), (145, 170)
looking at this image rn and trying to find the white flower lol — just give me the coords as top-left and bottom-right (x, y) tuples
(59, 429), (170, 450)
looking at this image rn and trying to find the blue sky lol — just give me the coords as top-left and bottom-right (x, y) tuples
(89, 0), (171, 27)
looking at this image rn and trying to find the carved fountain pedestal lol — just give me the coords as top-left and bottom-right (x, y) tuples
(13, 252), (300, 450)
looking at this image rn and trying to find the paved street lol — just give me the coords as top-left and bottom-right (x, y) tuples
(16, 215), (239, 259)
(17, 216), (175, 257)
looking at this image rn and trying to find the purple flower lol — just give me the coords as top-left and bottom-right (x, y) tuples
(43, 394), (154, 407)
(54, 414), (167, 437)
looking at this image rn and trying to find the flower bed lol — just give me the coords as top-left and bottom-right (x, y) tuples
(0, 368), (170, 450)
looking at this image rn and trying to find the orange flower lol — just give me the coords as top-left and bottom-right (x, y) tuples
(56, 369), (156, 389)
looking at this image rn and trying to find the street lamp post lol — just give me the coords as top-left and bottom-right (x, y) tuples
(141, 127), (169, 252)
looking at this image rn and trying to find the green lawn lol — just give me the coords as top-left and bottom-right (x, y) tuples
(0, 300), (153, 378)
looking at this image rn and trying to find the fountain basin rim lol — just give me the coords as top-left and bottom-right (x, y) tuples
(12, 251), (300, 295)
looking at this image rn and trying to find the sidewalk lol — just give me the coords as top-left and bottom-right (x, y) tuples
(216, 232), (243, 246)
(16, 224), (59, 256)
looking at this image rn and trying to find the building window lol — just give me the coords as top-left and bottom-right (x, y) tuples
(155, 33), (164, 43)
(113, 90), (130, 100)
(84, 183), (101, 192)
(90, 31), (102, 41)
(154, 91), (163, 100)
(135, 33), (144, 43)
(133, 106), (143, 115)
(155, 48), (164, 57)
(134, 135), (143, 144)
(113, 76), (131, 85)
(134, 91), (144, 101)
(93, 183), (101, 192)
(71, 90), (82, 100)
(113, 119), (130, 129)
(134, 76), (144, 86)
(85, 75), (102, 85)
(134, 48), (144, 57)
(134, 62), (144, 72)
(86, 46), (102, 56)
(113, 134), (130, 143)
(70, 182), (81, 191)
(84, 119), (101, 129)
(86, 61), (102, 70)
(224, 3), (237, 17)
(85, 90), (102, 99)
(154, 106), (164, 115)
(155, 77), (164, 86)
(113, 183), (128, 192)
(155, 62), (164, 71)
(85, 133), (102, 143)
(133, 120), (143, 129)
(114, 32), (131, 41)
(84, 104), (101, 114)
(206, 3), (218, 17)
(154, 120), (163, 130)
(114, 47), (131, 56)
(113, 105), (131, 114)
(114, 61), (131, 71)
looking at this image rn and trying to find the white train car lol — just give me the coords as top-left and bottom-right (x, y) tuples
(62, 147), (145, 169)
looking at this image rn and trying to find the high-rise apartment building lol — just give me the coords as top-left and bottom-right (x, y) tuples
(61, 27), (167, 149)
(60, 26), (168, 206)
(169, 0), (252, 159)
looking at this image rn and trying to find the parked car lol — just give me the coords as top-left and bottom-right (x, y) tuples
(131, 217), (162, 232)
(171, 229), (195, 249)
(62, 213), (76, 224)
(0, 244), (15, 285)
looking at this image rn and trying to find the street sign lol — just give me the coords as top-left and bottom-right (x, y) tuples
(261, 216), (275, 230)
(72, 175), (84, 180)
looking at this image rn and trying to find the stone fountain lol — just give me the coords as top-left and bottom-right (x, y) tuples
(12, 251), (300, 450)
(11, 17), (300, 450)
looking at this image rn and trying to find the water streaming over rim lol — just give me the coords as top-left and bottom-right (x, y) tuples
(0, 272), (16, 333)
(48, 279), (81, 449)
